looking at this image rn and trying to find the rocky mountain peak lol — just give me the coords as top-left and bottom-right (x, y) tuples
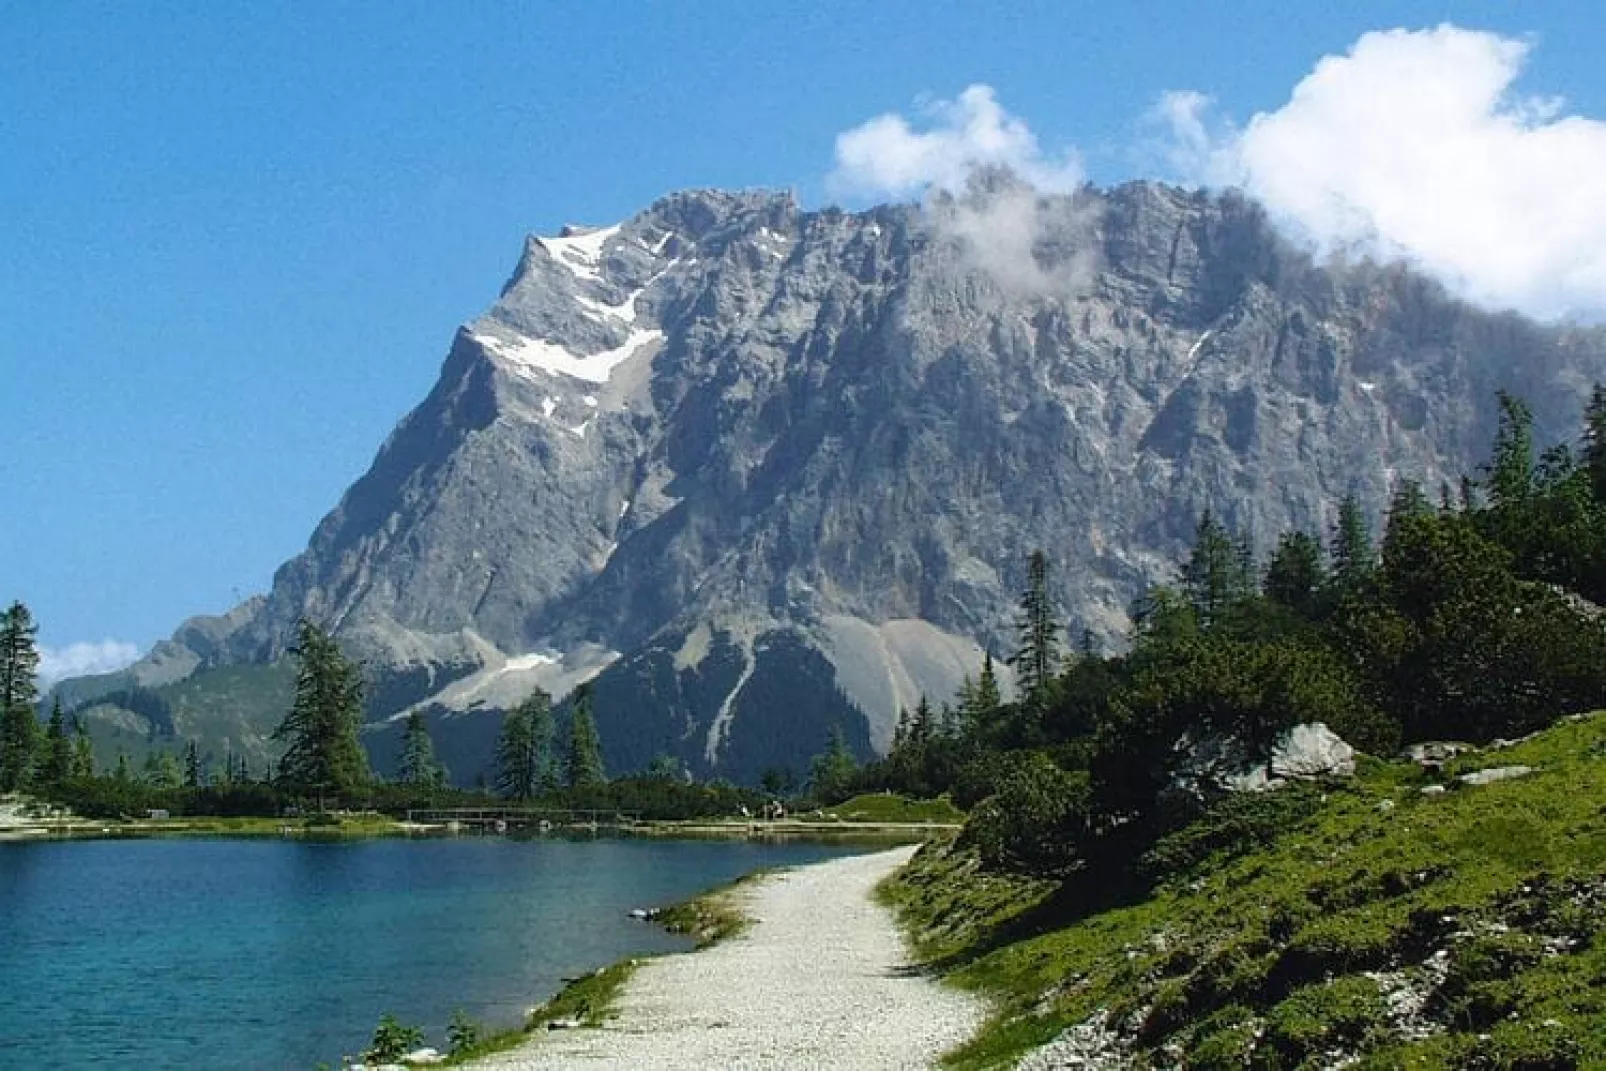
(103, 181), (1606, 782)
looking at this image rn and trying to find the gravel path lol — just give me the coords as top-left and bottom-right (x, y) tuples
(468, 845), (984, 1070)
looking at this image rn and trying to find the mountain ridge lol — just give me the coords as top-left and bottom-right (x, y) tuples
(75, 179), (1606, 783)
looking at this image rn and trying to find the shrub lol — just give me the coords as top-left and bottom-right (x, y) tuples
(446, 1009), (481, 1056)
(367, 1013), (424, 1063)
(960, 753), (1091, 874)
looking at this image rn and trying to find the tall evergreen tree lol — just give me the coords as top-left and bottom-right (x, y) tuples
(70, 716), (94, 780)
(1486, 390), (1536, 508)
(1330, 493), (1376, 589)
(809, 724), (857, 804)
(183, 740), (203, 789)
(564, 685), (606, 789)
(1181, 510), (1249, 629)
(1263, 530), (1325, 618)
(42, 697), (72, 788)
(273, 618), (370, 797)
(495, 688), (552, 800)
(1582, 383), (1606, 505)
(1010, 551), (1060, 707)
(398, 711), (446, 787)
(0, 601), (41, 792)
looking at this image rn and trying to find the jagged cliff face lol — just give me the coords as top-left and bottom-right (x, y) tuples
(124, 182), (1606, 781)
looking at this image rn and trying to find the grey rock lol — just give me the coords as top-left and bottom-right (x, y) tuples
(1272, 722), (1356, 779)
(1457, 765), (1534, 786)
(110, 181), (1606, 780)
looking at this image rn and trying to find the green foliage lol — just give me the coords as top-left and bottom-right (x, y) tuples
(42, 697), (72, 788)
(883, 712), (1606, 1069)
(564, 684), (606, 789)
(962, 752), (1090, 874)
(1010, 550), (1061, 712)
(0, 600), (41, 791)
(398, 710), (446, 787)
(366, 1013), (424, 1063)
(1262, 529), (1325, 619)
(273, 619), (369, 794)
(807, 723), (858, 804)
(445, 1009), (481, 1056)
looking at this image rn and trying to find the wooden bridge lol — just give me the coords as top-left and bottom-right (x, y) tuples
(402, 806), (642, 830)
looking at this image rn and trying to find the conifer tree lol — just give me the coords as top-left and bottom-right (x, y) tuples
(564, 685), (605, 790)
(273, 618), (370, 797)
(1583, 383), (1606, 505)
(398, 711), (446, 787)
(1330, 493), (1376, 588)
(494, 703), (532, 799)
(1010, 551), (1060, 707)
(183, 740), (202, 789)
(1263, 530), (1325, 618)
(0, 602), (41, 792)
(495, 688), (552, 800)
(1181, 510), (1249, 629)
(809, 724), (857, 804)
(1486, 390), (1535, 508)
(42, 697), (72, 788)
(70, 716), (94, 780)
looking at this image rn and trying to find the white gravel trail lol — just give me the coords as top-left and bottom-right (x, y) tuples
(469, 844), (984, 1070)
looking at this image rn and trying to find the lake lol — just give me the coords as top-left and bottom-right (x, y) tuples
(0, 835), (865, 1068)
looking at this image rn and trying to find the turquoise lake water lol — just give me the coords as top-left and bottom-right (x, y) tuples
(0, 835), (863, 1068)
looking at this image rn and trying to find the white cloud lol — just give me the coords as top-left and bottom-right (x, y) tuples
(39, 640), (141, 685)
(1155, 25), (1606, 321)
(830, 86), (1097, 296)
(830, 85), (1083, 199)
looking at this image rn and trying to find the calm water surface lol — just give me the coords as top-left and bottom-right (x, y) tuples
(0, 835), (864, 1068)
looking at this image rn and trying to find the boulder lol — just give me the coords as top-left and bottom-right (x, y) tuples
(1457, 765), (1533, 786)
(1272, 723), (1357, 779)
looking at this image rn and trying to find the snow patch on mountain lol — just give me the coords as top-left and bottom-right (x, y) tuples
(535, 224), (620, 283)
(471, 327), (665, 387)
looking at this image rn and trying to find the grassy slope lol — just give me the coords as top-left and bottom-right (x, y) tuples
(883, 713), (1606, 1069)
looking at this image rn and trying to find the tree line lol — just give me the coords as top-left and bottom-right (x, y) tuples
(843, 387), (1606, 874)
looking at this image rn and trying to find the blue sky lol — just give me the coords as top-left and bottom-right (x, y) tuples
(5, 1), (1605, 677)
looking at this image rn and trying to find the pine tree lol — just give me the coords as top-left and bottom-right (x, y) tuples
(1010, 551), (1060, 707)
(564, 685), (605, 790)
(1583, 383), (1606, 505)
(398, 711), (445, 787)
(183, 741), (202, 789)
(495, 688), (552, 800)
(42, 697), (71, 788)
(1181, 510), (1248, 629)
(1330, 493), (1376, 588)
(0, 601), (41, 791)
(1263, 530), (1325, 618)
(70, 716), (94, 780)
(272, 618), (371, 797)
(809, 724), (857, 804)
(1486, 390), (1535, 508)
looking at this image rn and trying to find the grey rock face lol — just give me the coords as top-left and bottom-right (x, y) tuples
(127, 181), (1606, 779)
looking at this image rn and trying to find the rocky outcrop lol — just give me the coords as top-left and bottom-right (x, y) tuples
(110, 182), (1606, 781)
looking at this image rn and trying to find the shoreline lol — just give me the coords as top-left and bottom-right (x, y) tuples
(457, 844), (984, 1070)
(0, 814), (959, 844)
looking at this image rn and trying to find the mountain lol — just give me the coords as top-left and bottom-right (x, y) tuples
(71, 179), (1606, 784)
